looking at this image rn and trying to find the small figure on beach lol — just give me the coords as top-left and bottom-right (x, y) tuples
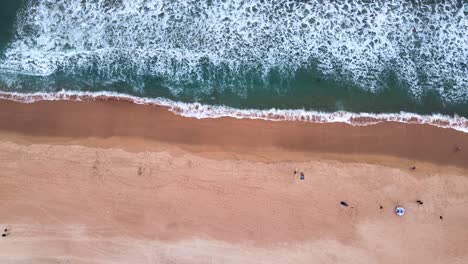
(300, 172), (305, 180)
(455, 146), (462, 152)
(379, 205), (383, 210)
(411, 166), (416, 170)
(416, 200), (423, 205)
(340, 201), (349, 207)
(395, 206), (405, 216)
(2, 227), (10, 237)
(440, 216), (443, 220)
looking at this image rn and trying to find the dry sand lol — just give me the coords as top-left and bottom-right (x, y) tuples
(0, 99), (467, 263)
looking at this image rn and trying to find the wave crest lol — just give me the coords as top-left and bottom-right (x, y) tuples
(1, 0), (467, 101)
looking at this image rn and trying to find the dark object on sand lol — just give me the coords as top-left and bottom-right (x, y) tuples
(340, 201), (349, 207)
(300, 172), (304, 180)
(3, 228), (7, 232)
(455, 146), (462, 151)
(1, 234), (6, 237)
(410, 166), (416, 170)
(440, 216), (443, 220)
(379, 205), (383, 209)
(416, 200), (423, 205)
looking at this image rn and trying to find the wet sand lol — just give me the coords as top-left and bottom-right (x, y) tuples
(0, 99), (467, 263)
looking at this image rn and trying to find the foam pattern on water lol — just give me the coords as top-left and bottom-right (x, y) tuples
(1, 90), (467, 133)
(1, 0), (467, 101)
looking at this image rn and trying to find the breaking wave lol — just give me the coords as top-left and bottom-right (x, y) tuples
(1, 90), (467, 133)
(1, 0), (467, 101)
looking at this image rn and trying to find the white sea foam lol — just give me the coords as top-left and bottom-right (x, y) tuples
(1, 0), (467, 101)
(1, 90), (467, 133)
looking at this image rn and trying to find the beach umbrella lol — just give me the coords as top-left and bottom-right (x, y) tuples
(395, 206), (405, 216)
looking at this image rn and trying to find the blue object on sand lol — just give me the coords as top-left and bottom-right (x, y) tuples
(395, 206), (405, 216)
(300, 174), (304, 180)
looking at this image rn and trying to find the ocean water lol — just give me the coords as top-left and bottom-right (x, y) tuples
(0, 0), (467, 122)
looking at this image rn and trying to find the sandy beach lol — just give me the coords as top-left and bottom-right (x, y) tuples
(0, 99), (467, 263)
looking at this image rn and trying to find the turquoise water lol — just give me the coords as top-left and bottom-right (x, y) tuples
(0, 0), (467, 116)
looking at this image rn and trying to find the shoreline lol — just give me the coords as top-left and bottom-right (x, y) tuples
(0, 98), (467, 169)
(1, 90), (468, 133)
